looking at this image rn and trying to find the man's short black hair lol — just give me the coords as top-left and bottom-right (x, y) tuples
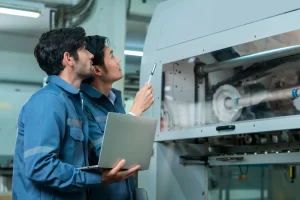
(82, 35), (109, 84)
(34, 27), (86, 75)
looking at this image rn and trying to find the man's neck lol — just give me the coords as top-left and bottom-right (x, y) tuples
(92, 78), (113, 96)
(59, 71), (81, 89)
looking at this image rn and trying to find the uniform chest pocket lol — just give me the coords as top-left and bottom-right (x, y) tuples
(64, 119), (85, 167)
(67, 118), (84, 142)
(70, 128), (84, 141)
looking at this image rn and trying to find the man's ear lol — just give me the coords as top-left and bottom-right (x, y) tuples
(62, 52), (74, 67)
(94, 66), (103, 76)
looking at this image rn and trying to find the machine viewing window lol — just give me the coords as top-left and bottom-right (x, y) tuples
(160, 29), (300, 132)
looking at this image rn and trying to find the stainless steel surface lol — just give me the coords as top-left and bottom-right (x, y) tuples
(200, 45), (300, 74)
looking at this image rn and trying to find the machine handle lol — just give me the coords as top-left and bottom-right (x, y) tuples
(216, 125), (235, 131)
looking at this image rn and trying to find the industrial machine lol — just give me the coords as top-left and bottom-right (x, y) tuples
(139, 1), (300, 199)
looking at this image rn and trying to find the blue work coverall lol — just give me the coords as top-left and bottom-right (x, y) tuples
(12, 76), (102, 200)
(80, 83), (136, 200)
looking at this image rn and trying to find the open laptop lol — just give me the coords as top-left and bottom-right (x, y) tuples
(78, 112), (158, 171)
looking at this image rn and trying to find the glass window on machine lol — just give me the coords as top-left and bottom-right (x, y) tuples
(160, 29), (300, 132)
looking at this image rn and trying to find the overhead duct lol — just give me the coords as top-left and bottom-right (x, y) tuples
(48, 0), (95, 29)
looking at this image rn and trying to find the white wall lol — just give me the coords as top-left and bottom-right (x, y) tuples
(0, 83), (41, 157)
(0, 32), (45, 83)
(0, 32), (43, 157)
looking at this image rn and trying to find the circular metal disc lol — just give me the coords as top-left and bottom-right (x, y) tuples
(212, 84), (242, 122)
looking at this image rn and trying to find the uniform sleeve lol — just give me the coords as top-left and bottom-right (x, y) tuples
(83, 106), (104, 158)
(23, 93), (101, 192)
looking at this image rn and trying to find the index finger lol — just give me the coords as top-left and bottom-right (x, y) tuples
(119, 165), (140, 177)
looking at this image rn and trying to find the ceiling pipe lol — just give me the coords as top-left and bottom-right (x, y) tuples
(50, 0), (95, 29)
(65, 0), (95, 27)
(26, 0), (94, 29)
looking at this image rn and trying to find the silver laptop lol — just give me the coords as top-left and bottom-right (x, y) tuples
(78, 112), (157, 171)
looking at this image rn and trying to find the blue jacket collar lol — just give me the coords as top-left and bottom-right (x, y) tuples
(80, 83), (120, 103)
(47, 75), (79, 94)
(80, 83), (104, 98)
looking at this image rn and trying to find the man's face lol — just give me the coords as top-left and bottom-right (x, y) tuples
(74, 44), (95, 79)
(99, 46), (123, 83)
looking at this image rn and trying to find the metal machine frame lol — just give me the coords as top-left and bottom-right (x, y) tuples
(139, 1), (300, 199)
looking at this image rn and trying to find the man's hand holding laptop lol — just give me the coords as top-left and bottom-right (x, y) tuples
(101, 159), (140, 184)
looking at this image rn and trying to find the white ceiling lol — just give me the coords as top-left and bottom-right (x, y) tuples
(0, 0), (79, 36)
(0, 0), (165, 45)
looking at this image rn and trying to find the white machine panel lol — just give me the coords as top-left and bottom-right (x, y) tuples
(156, 142), (207, 200)
(139, 1), (300, 199)
(157, 0), (300, 50)
(141, 6), (300, 141)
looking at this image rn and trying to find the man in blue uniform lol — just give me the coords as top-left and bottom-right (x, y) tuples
(12, 28), (140, 200)
(80, 35), (154, 199)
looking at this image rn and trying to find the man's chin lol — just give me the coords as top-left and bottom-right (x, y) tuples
(119, 74), (123, 80)
(114, 75), (123, 82)
(80, 72), (94, 80)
